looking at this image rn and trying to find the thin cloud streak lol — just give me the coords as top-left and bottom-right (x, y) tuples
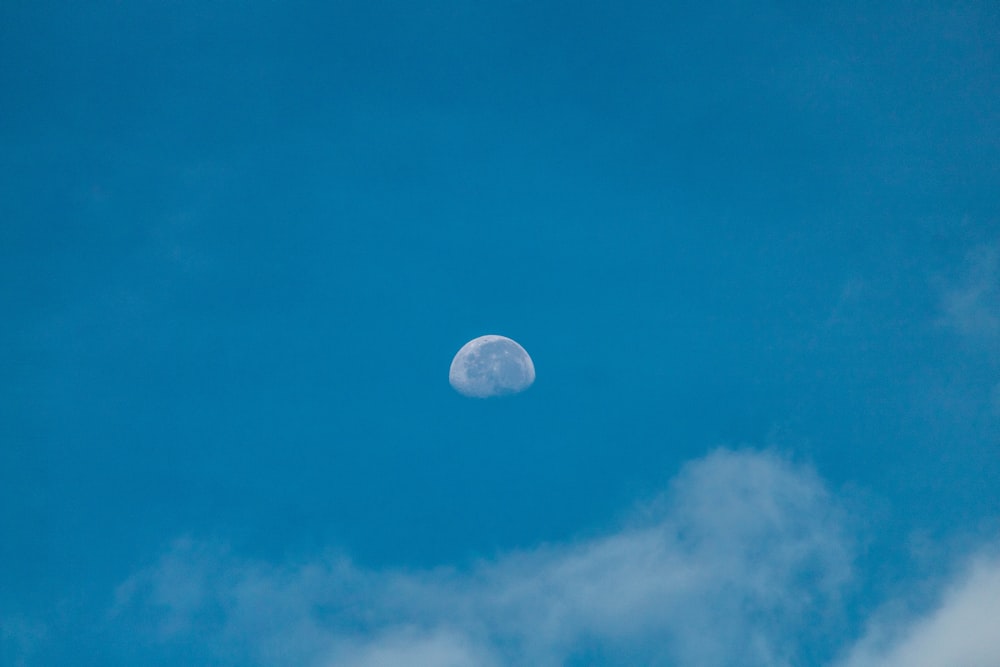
(111, 449), (855, 666)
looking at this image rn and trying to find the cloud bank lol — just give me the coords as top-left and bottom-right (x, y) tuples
(111, 449), (855, 666)
(108, 448), (1000, 666)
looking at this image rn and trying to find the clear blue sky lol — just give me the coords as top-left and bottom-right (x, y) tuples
(2, 2), (998, 665)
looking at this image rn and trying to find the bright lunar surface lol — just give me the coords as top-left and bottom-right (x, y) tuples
(449, 335), (535, 398)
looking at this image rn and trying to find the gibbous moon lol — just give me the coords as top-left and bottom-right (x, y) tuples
(449, 335), (535, 398)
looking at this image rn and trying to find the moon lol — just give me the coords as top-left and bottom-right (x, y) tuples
(449, 335), (535, 398)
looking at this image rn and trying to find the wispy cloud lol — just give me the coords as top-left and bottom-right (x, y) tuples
(939, 244), (1000, 342)
(0, 614), (47, 667)
(110, 449), (855, 667)
(835, 551), (1000, 667)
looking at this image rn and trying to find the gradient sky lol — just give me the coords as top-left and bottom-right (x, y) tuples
(2, 2), (999, 665)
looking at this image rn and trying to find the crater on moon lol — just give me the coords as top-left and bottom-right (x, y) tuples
(449, 335), (535, 398)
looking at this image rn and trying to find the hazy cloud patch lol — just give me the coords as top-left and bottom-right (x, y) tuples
(940, 244), (1000, 342)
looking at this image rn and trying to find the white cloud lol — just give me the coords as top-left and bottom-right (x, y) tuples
(333, 628), (501, 667)
(110, 449), (855, 667)
(835, 552), (1000, 667)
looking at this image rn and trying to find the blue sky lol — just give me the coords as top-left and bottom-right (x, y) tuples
(2, 2), (998, 665)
